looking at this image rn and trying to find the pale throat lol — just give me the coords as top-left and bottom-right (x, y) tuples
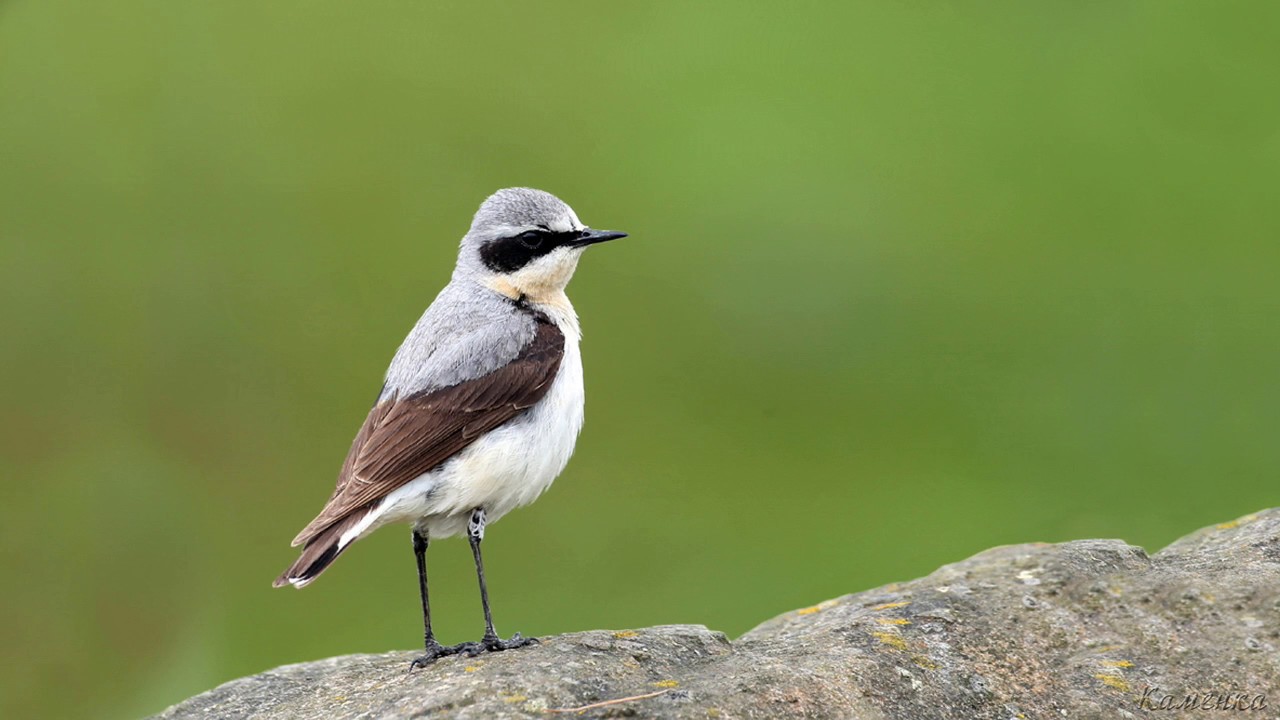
(482, 256), (582, 334)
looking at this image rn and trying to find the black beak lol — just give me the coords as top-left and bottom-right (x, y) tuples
(571, 228), (628, 247)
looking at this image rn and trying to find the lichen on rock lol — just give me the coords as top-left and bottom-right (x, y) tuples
(153, 510), (1280, 719)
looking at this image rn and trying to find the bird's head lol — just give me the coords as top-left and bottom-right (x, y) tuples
(455, 188), (627, 302)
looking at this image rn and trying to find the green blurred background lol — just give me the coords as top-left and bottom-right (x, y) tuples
(2, 1), (1277, 717)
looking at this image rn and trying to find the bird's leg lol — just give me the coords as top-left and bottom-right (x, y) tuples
(408, 528), (463, 669)
(469, 508), (498, 639)
(458, 507), (537, 655)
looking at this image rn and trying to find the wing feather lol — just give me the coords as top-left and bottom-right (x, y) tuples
(290, 319), (565, 547)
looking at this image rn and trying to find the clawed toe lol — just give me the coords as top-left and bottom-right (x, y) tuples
(465, 633), (538, 655)
(450, 641), (485, 657)
(483, 632), (538, 651)
(457, 633), (539, 657)
(407, 634), (537, 670)
(408, 642), (465, 670)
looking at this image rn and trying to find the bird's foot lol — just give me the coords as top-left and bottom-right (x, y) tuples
(408, 640), (468, 670)
(456, 632), (539, 657)
(407, 634), (538, 669)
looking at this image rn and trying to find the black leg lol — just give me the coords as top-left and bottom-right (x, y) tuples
(413, 530), (441, 646)
(468, 509), (499, 641)
(408, 529), (463, 669)
(461, 508), (537, 655)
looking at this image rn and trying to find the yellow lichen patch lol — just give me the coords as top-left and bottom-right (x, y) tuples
(332, 696), (347, 703)
(1217, 513), (1260, 531)
(872, 601), (911, 611)
(912, 656), (938, 670)
(653, 680), (680, 689)
(1100, 660), (1133, 668)
(1217, 513), (1257, 530)
(875, 618), (912, 626)
(1094, 673), (1130, 692)
(872, 632), (908, 651)
(707, 709), (722, 718)
(613, 630), (639, 638)
(503, 695), (528, 704)
(798, 599), (840, 616)
(464, 666), (481, 673)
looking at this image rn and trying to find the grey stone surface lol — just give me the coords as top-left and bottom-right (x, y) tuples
(154, 510), (1280, 719)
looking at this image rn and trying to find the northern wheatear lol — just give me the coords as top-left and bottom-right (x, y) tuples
(275, 187), (627, 667)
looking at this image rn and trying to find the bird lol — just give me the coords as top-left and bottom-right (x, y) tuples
(273, 187), (627, 667)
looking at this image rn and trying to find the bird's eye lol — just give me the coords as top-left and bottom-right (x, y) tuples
(517, 231), (544, 249)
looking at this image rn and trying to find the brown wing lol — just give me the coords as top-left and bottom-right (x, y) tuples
(290, 320), (565, 547)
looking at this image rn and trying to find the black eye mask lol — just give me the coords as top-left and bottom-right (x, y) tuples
(480, 228), (629, 273)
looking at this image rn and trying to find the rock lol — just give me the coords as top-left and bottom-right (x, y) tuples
(154, 510), (1280, 719)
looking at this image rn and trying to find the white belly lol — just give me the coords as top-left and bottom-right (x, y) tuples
(354, 336), (585, 541)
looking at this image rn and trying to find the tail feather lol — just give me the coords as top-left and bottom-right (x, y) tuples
(273, 509), (370, 589)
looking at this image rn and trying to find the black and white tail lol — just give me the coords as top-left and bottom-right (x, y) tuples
(273, 510), (368, 588)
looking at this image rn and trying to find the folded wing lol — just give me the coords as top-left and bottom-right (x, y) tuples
(289, 318), (566, 548)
